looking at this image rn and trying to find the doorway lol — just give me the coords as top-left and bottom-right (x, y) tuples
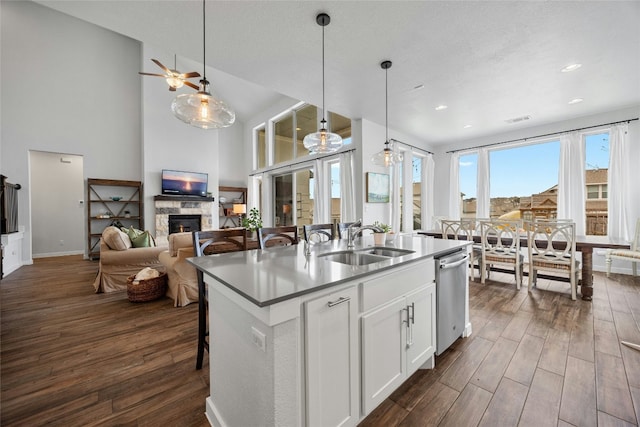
(29, 151), (84, 257)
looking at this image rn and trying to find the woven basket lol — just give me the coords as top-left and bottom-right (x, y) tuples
(126, 272), (167, 302)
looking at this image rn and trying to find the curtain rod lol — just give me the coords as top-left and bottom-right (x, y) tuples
(249, 148), (356, 176)
(390, 138), (433, 155)
(446, 117), (639, 154)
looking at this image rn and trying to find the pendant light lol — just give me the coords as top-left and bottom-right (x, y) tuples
(171, 0), (235, 129)
(371, 60), (403, 167)
(303, 13), (343, 154)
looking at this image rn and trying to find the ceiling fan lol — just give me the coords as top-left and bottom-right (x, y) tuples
(139, 55), (201, 91)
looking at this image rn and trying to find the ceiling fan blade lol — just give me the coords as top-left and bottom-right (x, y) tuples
(181, 72), (201, 79)
(139, 72), (166, 77)
(151, 58), (171, 74)
(184, 81), (200, 90)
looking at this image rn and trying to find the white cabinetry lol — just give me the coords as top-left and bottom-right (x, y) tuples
(305, 286), (359, 427)
(360, 261), (436, 415)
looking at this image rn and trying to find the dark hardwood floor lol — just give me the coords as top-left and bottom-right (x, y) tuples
(1, 256), (639, 426)
(1, 256), (209, 426)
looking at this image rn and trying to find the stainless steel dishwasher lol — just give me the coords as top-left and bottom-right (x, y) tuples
(435, 249), (468, 355)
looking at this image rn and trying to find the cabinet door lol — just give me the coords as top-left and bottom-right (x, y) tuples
(305, 286), (358, 427)
(361, 297), (407, 415)
(406, 284), (436, 375)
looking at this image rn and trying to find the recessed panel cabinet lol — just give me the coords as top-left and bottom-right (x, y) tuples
(305, 286), (359, 427)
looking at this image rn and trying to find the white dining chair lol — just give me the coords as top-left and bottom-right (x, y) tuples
(527, 221), (579, 300)
(606, 218), (640, 277)
(479, 219), (524, 288)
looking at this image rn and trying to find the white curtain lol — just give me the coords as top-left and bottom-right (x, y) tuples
(391, 160), (402, 234)
(476, 147), (490, 219)
(557, 132), (586, 235)
(448, 152), (461, 219)
(608, 123), (631, 241)
(423, 154), (435, 230)
(339, 151), (356, 222)
(313, 159), (330, 223)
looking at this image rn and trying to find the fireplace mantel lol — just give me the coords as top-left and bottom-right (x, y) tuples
(154, 195), (215, 202)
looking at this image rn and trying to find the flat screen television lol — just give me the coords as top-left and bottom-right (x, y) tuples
(161, 169), (208, 197)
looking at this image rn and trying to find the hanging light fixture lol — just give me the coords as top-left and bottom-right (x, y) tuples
(303, 13), (343, 154)
(371, 60), (403, 167)
(171, 0), (235, 129)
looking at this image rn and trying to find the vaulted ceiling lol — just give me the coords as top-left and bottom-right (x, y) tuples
(34, 0), (640, 145)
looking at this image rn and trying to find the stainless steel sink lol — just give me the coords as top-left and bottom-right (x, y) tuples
(318, 250), (390, 266)
(357, 247), (415, 257)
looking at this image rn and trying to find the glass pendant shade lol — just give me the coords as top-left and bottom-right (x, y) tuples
(371, 143), (403, 167)
(172, 0), (235, 130)
(371, 60), (402, 167)
(304, 13), (342, 154)
(303, 123), (342, 154)
(171, 80), (235, 129)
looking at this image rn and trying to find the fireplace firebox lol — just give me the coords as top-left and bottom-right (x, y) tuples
(169, 214), (202, 235)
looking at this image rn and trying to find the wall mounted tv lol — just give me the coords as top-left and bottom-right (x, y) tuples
(161, 169), (208, 197)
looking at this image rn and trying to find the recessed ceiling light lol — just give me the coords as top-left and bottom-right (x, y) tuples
(435, 105), (448, 111)
(561, 63), (582, 73)
(463, 124), (472, 129)
(568, 98), (584, 105)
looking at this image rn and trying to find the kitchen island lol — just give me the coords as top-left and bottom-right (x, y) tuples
(188, 234), (471, 427)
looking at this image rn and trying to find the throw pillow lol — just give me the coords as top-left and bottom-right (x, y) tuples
(131, 230), (156, 248)
(121, 226), (144, 241)
(102, 226), (132, 251)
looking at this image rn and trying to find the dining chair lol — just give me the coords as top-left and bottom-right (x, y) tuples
(527, 220), (579, 300)
(441, 219), (482, 280)
(192, 228), (247, 370)
(479, 219), (524, 288)
(303, 223), (335, 242)
(606, 218), (640, 277)
(337, 222), (355, 239)
(257, 226), (299, 249)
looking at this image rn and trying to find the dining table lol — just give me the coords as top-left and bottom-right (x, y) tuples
(418, 230), (631, 301)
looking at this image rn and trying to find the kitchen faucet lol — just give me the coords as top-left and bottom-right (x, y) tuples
(304, 230), (326, 256)
(347, 219), (383, 248)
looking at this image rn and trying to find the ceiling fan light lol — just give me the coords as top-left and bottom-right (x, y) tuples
(166, 75), (184, 89)
(303, 128), (343, 154)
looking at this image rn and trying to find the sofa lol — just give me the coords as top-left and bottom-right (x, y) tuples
(159, 232), (198, 307)
(92, 226), (166, 293)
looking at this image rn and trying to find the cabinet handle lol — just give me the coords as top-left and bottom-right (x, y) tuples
(327, 296), (350, 307)
(409, 302), (415, 324)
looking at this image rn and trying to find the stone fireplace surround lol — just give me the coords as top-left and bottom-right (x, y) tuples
(154, 195), (215, 246)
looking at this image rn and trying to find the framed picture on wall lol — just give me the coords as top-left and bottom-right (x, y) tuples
(366, 172), (390, 203)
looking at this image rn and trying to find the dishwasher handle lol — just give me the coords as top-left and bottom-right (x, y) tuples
(439, 255), (469, 270)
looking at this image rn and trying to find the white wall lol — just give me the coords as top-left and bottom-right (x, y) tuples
(30, 151), (84, 257)
(1, 0), (143, 264)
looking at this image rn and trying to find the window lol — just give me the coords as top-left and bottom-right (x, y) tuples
(255, 125), (267, 169)
(329, 111), (352, 144)
(295, 105), (318, 159)
(274, 111), (294, 163)
(489, 141), (560, 220)
(585, 132), (609, 235)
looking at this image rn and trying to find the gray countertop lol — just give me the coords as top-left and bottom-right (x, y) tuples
(187, 234), (470, 307)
